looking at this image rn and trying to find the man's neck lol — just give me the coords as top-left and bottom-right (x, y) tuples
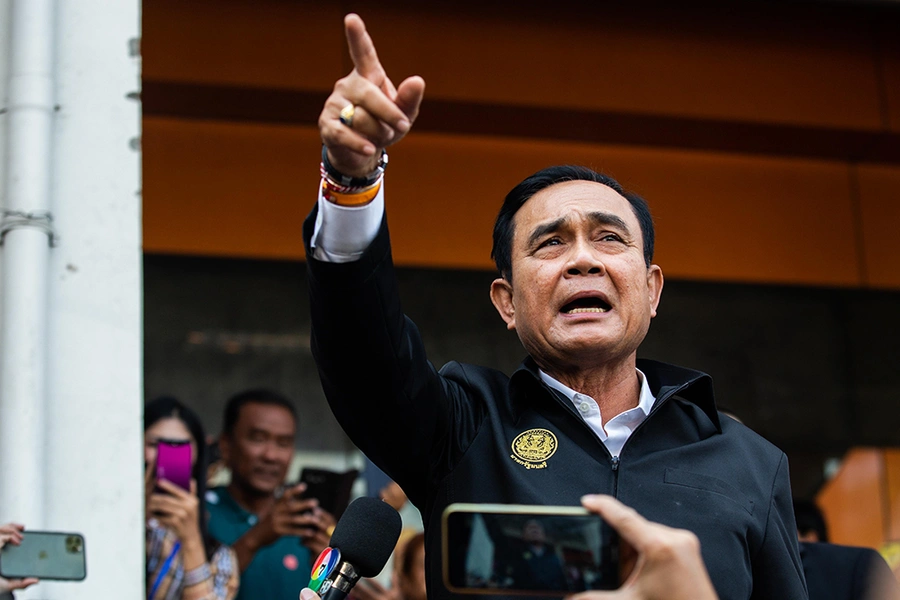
(540, 357), (641, 421)
(226, 481), (276, 516)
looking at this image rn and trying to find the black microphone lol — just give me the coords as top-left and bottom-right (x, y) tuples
(309, 496), (402, 600)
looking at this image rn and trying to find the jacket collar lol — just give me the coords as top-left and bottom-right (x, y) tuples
(509, 356), (721, 433)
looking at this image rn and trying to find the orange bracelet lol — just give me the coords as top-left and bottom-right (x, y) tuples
(322, 179), (381, 207)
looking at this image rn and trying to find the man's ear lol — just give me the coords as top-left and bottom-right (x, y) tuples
(490, 278), (517, 331)
(647, 264), (664, 318)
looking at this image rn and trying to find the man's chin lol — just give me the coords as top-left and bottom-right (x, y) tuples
(242, 477), (281, 496)
(540, 340), (633, 369)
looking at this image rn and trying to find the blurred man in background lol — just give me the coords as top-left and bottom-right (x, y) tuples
(207, 389), (335, 600)
(794, 500), (900, 600)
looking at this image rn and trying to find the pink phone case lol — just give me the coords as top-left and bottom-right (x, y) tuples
(156, 441), (192, 490)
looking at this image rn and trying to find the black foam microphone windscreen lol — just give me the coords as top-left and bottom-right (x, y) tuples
(330, 496), (402, 577)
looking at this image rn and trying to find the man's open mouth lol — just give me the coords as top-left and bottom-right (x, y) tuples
(561, 296), (612, 314)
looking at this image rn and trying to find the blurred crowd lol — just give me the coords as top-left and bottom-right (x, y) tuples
(139, 389), (428, 600)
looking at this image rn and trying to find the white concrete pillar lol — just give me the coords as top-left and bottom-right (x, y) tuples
(0, 0), (56, 534)
(33, 0), (142, 598)
(0, 0), (8, 305)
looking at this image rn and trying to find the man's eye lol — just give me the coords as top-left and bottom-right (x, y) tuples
(599, 233), (623, 243)
(538, 238), (562, 248)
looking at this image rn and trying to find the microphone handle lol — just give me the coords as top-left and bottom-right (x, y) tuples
(320, 561), (361, 600)
(320, 586), (349, 600)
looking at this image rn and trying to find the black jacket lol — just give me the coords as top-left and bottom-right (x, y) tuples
(800, 542), (899, 600)
(304, 211), (808, 600)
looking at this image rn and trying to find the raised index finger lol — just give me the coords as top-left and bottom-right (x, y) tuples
(345, 14), (384, 81)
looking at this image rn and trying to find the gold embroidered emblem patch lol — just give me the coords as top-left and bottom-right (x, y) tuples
(510, 428), (558, 470)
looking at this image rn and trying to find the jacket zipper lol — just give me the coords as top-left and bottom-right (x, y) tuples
(609, 381), (695, 498)
(610, 455), (620, 497)
(542, 377), (695, 500)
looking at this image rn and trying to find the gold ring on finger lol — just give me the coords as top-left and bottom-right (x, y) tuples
(339, 103), (356, 127)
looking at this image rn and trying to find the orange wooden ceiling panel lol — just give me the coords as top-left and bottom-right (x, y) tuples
(141, 0), (345, 90)
(358, 2), (882, 130)
(143, 117), (865, 288)
(857, 165), (900, 289)
(142, 0), (884, 131)
(142, 118), (321, 260)
(389, 136), (860, 286)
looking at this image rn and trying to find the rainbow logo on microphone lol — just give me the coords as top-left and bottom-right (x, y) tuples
(309, 547), (341, 592)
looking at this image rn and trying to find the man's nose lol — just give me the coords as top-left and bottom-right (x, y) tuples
(566, 239), (605, 276)
(262, 441), (281, 461)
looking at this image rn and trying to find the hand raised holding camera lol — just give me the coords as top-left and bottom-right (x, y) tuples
(148, 479), (203, 550)
(0, 522), (24, 550)
(296, 505), (337, 557)
(0, 523), (40, 593)
(239, 483), (317, 549)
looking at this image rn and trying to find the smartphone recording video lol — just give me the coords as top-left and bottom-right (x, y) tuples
(0, 531), (86, 581)
(442, 503), (619, 596)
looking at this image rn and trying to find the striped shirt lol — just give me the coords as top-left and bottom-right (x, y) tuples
(146, 521), (239, 600)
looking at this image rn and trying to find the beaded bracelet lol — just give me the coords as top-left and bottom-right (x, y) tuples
(183, 563), (212, 587)
(320, 145), (388, 189)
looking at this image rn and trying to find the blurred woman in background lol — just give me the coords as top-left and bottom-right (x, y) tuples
(395, 533), (426, 600)
(145, 396), (239, 600)
(350, 532), (426, 600)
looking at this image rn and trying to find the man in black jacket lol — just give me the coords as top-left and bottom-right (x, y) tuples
(304, 13), (807, 600)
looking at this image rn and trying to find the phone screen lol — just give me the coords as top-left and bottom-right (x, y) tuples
(442, 503), (619, 595)
(0, 531), (86, 581)
(156, 440), (192, 491)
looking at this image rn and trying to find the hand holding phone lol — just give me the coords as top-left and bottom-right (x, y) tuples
(0, 523), (37, 591)
(249, 483), (313, 548)
(575, 495), (718, 600)
(148, 479), (203, 547)
(0, 523), (24, 551)
(296, 505), (337, 557)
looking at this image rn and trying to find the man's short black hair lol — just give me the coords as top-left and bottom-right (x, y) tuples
(491, 165), (655, 282)
(222, 388), (298, 437)
(793, 499), (829, 543)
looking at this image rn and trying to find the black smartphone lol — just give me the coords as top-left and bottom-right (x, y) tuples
(442, 503), (619, 596)
(0, 531), (87, 581)
(298, 467), (360, 519)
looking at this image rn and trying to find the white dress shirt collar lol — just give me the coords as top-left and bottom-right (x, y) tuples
(538, 367), (656, 457)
